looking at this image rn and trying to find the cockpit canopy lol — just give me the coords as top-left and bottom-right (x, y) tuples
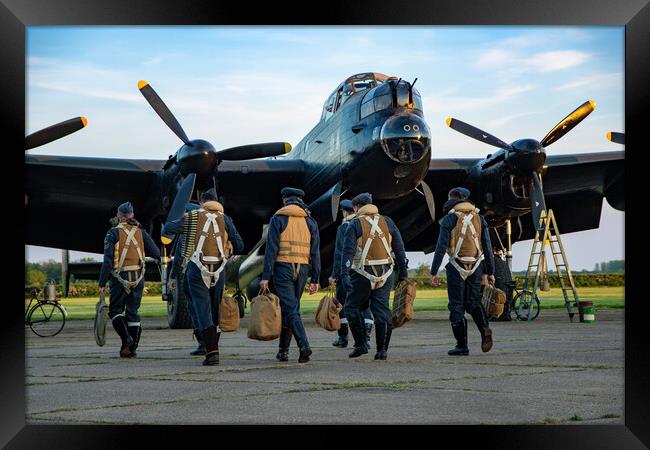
(360, 78), (423, 119)
(320, 72), (389, 121)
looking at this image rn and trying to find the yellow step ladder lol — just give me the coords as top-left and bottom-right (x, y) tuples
(519, 209), (580, 322)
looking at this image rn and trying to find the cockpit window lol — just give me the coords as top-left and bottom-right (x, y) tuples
(321, 92), (336, 121)
(360, 81), (423, 119)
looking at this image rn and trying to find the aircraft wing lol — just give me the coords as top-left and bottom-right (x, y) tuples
(25, 155), (164, 253)
(377, 152), (624, 254)
(25, 155), (306, 255)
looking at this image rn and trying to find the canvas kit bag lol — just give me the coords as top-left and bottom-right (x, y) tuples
(481, 284), (506, 320)
(391, 278), (416, 328)
(315, 287), (343, 331)
(220, 294), (240, 332)
(247, 287), (281, 340)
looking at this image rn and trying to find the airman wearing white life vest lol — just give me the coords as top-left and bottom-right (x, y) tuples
(340, 193), (409, 360)
(430, 188), (496, 356)
(163, 189), (244, 366)
(99, 201), (160, 358)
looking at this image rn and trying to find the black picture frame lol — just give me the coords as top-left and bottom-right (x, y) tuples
(5, 0), (646, 447)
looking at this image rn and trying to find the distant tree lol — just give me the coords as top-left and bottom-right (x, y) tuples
(26, 268), (47, 286)
(39, 259), (62, 283)
(416, 263), (430, 277)
(76, 257), (99, 263)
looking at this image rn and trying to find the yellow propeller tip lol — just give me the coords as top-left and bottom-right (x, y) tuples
(606, 131), (612, 141)
(80, 116), (88, 127)
(588, 99), (596, 109)
(138, 80), (149, 90)
(284, 143), (292, 153)
(445, 117), (452, 127)
(160, 236), (172, 245)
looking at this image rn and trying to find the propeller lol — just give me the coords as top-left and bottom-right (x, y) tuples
(445, 100), (596, 230)
(137, 80), (291, 163)
(137, 80), (292, 245)
(606, 132), (625, 145)
(25, 116), (87, 150)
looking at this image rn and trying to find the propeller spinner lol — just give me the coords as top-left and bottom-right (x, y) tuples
(445, 99), (596, 228)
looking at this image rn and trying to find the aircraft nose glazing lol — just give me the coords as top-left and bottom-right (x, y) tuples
(380, 112), (431, 164)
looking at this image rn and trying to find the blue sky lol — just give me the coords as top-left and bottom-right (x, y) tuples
(25, 26), (624, 270)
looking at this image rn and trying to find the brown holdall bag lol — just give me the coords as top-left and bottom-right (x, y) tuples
(247, 288), (281, 341)
(220, 294), (240, 332)
(391, 278), (416, 328)
(481, 284), (506, 320)
(315, 287), (343, 331)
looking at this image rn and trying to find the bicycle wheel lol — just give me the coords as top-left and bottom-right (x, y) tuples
(28, 301), (66, 337)
(513, 290), (541, 321)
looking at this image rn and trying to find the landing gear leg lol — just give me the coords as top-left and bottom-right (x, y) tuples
(505, 218), (513, 271)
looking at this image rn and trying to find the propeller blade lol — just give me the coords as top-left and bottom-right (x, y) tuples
(529, 171), (547, 229)
(445, 117), (512, 150)
(161, 173), (196, 244)
(540, 100), (595, 147)
(25, 116), (87, 150)
(138, 80), (191, 145)
(419, 180), (436, 222)
(606, 132), (625, 145)
(216, 142), (291, 161)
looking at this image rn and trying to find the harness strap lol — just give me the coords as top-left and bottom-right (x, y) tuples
(352, 215), (394, 290)
(190, 212), (228, 288)
(449, 211), (483, 280)
(112, 224), (145, 294)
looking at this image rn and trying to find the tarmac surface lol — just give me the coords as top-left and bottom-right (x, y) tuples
(26, 309), (624, 425)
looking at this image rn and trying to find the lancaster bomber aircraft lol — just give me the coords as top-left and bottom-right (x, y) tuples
(25, 72), (624, 328)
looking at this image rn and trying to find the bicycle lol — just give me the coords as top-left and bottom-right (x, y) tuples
(24, 285), (67, 337)
(509, 281), (541, 321)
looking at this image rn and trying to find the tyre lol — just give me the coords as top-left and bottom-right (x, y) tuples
(28, 301), (66, 337)
(167, 276), (192, 329)
(513, 290), (541, 321)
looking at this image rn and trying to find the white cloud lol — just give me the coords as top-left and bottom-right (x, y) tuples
(475, 48), (592, 72)
(554, 72), (622, 91)
(527, 50), (592, 72)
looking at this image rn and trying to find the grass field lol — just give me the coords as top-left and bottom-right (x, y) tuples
(33, 286), (624, 321)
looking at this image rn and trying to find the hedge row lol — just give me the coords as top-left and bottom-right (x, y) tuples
(25, 273), (624, 298)
(25, 281), (163, 299)
(405, 273), (625, 290)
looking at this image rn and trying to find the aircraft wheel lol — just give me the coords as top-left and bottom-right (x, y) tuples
(167, 276), (192, 329)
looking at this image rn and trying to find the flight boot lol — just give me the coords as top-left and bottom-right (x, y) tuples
(276, 327), (292, 362)
(332, 322), (349, 348)
(470, 304), (493, 353)
(127, 325), (142, 357)
(448, 319), (469, 356)
(291, 321), (312, 363)
(190, 329), (206, 356)
(112, 315), (133, 358)
(202, 325), (220, 366)
(374, 322), (390, 360)
(348, 317), (369, 358)
(365, 321), (373, 349)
